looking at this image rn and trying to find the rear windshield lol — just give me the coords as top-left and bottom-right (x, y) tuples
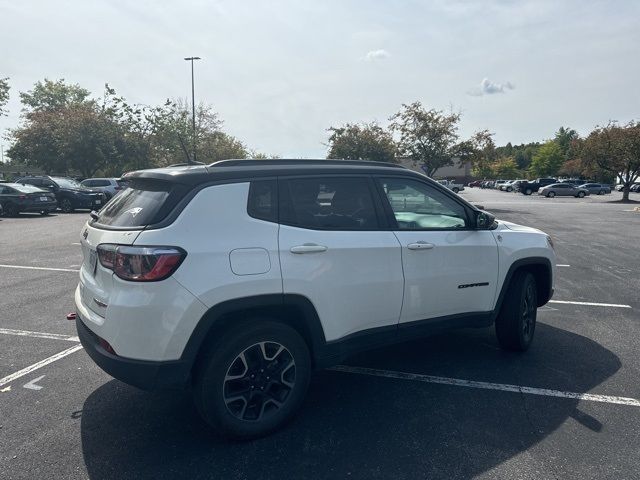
(11, 184), (45, 193)
(52, 177), (82, 189)
(92, 179), (185, 228)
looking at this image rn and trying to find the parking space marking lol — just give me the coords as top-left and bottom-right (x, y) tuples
(23, 375), (45, 391)
(0, 264), (79, 273)
(556, 264), (570, 267)
(330, 365), (640, 407)
(0, 344), (84, 388)
(549, 300), (631, 308)
(0, 328), (80, 342)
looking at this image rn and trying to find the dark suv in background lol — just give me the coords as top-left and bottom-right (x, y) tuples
(15, 176), (106, 213)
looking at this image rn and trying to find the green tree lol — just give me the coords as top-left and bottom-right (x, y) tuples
(0, 77), (9, 117)
(20, 79), (91, 114)
(466, 129), (497, 178)
(581, 121), (640, 201)
(554, 126), (578, 158)
(326, 122), (396, 163)
(529, 141), (564, 177)
(493, 157), (520, 178)
(389, 102), (462, 176)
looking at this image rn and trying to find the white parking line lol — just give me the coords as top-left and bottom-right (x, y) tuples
(0, 328), (80, 342)
(0, 264), (79, 273)
(549, 300), (631, 308)
(330, 365), (640, 407)
(0, 344), (84, 388)
(556, 264), (570, 267)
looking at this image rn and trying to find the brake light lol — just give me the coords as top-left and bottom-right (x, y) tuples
(96, 244), (186, 281)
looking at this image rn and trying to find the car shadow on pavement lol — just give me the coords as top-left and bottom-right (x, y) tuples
(80, 323), (621, 480)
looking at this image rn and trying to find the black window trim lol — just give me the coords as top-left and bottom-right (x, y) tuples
(277, 174), (389, 232)
(373, 174), (477, 232)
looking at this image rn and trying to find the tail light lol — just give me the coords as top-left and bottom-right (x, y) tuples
(96, 244), (186, 282)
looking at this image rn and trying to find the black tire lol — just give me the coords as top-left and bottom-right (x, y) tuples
(193, 320), (311, 440)
(547, 191), (555, 198)
(598, 190), (604, 195)
(495, 271), (537, 352)
(577, 191), (585, 198)
(453, 187), (459, 193)
(524, 188), (532, 195)
(507, 187), (513, 192)
(40, 210), (49, 216)
(60, 198), (74, 213)
(4, 203), (19, 217)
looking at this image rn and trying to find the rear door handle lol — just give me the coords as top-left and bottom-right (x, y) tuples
(290, 244), (328, 254)
(407, 241), (435, 250)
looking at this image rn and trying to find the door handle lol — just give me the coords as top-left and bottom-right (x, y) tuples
(407, 241), (435, 250)
(290, 244), (328, 254)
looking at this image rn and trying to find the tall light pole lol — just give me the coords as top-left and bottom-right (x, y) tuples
(184, 56), (201, 164)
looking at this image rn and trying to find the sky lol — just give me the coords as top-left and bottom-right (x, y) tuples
(1, 0), (639, 158)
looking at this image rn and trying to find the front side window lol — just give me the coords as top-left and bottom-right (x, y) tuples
(378, 177), (469, 230)
(281, 177), (379, 230)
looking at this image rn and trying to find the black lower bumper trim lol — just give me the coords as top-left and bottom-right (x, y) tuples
(76, 316), (191, 390)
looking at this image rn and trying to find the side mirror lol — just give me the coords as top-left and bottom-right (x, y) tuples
(475, 210), (496, 230)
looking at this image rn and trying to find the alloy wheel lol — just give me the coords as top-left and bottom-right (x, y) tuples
(223, 341), (296, 422)
(521, 282), (536, 341)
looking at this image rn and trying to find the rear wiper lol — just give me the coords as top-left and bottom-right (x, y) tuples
(89, 210), (99, 221)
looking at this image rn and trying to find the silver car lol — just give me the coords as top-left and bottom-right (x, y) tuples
(539, 183), (590, 198)
(579, 183), (611, 195)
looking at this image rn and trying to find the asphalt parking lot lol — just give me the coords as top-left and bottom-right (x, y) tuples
(1, 190), (639, 480)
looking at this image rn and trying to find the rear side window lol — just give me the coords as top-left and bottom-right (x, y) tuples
(280, 177), (380, 230)
(247, 180), (277, 223)
(92, 179), (185, 228)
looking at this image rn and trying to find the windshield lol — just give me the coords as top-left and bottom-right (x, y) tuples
(93, 179), (180, 228)
(52, 177), (82, 189)
(9, 183), (45, 193)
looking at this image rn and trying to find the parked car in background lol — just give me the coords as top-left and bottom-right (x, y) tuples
(519, 178), (558, 195)
(80, 178), (128, 199)
(510, 180), (529, 192)
(579, 183), (611, 195)
(436, 179), (465, 193)
(0, 183), (58, 216)
(501, 179), (528, 192)
(539, 183), (589, 198)
(468, 180), (482, 188)
(630, 183), (640, 192)
(481, 180), (495, 189)
(494, 180), (507, 190)
(15, 176), (106, 213)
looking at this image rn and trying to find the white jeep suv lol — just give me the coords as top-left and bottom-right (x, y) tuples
(74, 159), (555, 439)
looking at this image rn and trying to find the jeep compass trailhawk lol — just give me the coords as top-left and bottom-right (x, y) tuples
(74, 159), (555, 439)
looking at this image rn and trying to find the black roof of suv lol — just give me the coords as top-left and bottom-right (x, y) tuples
(124, 159), (412, 186)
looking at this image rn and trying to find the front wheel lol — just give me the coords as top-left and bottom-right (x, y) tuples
(524, 188), (532, 195)
(547, 191), (555, 198)
(577, 191), (585, 198)
(193, 320), (311, 440)
(452, 187), (459, 193)
(598, 190), (605, 195)
(495, 271), (537, 351)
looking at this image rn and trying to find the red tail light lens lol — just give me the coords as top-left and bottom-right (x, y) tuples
(97, 244), (186, 282)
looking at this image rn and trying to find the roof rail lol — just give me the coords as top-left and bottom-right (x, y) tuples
(209, 159), (407, 169)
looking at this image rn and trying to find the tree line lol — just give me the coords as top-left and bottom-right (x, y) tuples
(326, 103), (640, 201)
(1, 78), (272, 178)
(1, 78), (639, 200)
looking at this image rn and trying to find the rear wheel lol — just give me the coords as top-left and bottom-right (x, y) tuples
(547, 191), (555, 198)
(577, 191), (585, 198)
(524, 188), (532, 195)
(193, 320), (311, 440)
(40, 210), (49, 216)
(496, 271), (537, 351)
(453, 187), (459, 193)
(598, 190), (605, 195)
(60, 198), (74, 213)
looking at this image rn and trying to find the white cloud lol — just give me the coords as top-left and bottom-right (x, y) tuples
(364, 49), (390, 61)
(468, 78), (515, 96)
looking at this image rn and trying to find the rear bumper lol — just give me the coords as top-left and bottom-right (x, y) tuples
(76, 316), (191, 390)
